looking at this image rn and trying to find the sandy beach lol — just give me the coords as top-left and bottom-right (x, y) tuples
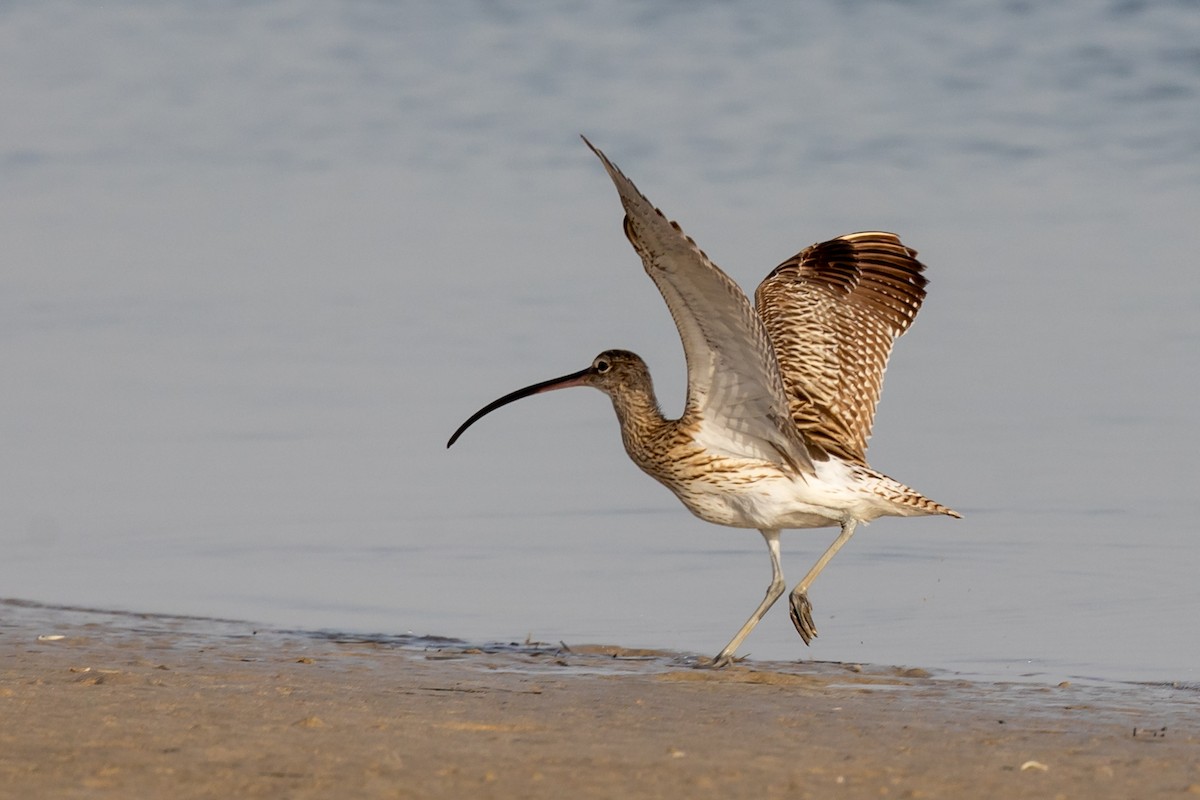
(1, 599), (1197, 799)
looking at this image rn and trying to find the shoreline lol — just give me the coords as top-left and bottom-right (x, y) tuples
(2, 599), (1198, 798)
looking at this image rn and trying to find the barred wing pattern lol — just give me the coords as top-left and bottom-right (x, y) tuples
(754, 232), (928, 466)
(585, 138), (815, 476)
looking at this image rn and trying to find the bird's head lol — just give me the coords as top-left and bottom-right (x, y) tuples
(446, 349), (649, 447)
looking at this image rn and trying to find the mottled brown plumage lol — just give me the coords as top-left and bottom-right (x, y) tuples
(756, 232), (928, 465)
(448, 139), (958, 667)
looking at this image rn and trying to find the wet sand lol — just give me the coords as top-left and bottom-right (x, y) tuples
(1, 599), (1197, 799)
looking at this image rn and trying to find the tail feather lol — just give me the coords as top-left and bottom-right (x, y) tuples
(865, 468), (960, 519)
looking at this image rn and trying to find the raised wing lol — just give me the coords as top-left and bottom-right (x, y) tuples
(754, 232), (928, 465)
(584, 137), (814, 476)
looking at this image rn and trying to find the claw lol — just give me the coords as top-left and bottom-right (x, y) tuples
(789, 591), (818, 645)
(696, 652), (739, 669)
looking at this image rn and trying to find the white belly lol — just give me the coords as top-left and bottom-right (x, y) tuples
(649, 456), (905, 530)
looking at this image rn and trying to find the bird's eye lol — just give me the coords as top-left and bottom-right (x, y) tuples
(595, 359), (610, 373)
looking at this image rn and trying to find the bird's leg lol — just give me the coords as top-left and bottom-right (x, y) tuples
(789, 519), (858, 644)
(704, 529), (785, 669)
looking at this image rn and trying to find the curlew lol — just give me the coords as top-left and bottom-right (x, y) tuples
(448, 138), (959, 667)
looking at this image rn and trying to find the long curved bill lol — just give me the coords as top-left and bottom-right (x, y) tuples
(446, 365), (595, 448)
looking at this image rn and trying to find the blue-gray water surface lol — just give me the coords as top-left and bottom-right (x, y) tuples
(2, 0), (1198, 685)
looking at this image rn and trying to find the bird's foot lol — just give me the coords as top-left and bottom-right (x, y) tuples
(695, 652), (740, 670)
(789, 590), (818, 645)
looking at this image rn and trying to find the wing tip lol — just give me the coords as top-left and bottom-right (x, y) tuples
(580, 133), (601, 160)
(581, 137), (701, 263)
(581, 134), (624, 185)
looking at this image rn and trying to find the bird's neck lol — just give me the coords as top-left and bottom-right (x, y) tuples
(608, 383), (670, 458)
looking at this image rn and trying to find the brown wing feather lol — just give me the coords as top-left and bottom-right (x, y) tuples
(585, 137), (816, 476)
(754, 231), (928, 465)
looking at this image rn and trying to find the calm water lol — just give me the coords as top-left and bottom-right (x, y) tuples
(2, 0), (1198, 685)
